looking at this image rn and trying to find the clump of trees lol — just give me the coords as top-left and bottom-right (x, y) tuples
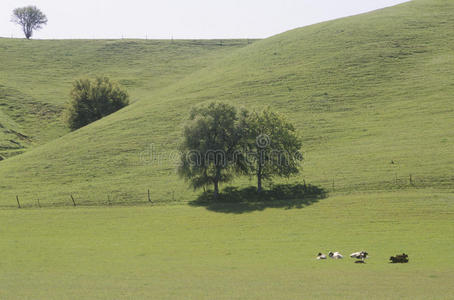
(11, 6), (47, 39)
(65, 77), (129, 130)
(178, 102), (303, 199)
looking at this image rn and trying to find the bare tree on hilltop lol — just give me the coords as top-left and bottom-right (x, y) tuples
(11, 6), (48, 39)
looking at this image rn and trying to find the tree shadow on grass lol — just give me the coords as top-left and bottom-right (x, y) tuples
(188, 184), (327, 214)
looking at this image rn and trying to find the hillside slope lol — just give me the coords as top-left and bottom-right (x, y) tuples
(0, 0), (453, 206)
(0, 39), (251, 158)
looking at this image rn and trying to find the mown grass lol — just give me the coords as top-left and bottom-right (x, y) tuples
(0, 191), (453, 299)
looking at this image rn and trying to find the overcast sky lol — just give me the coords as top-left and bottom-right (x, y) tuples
(1, 0), (409, 39)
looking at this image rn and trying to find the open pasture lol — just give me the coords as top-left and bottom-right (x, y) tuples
(1, 191), (453, 299)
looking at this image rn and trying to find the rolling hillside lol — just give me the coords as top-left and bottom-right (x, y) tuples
(0, 0), (453, 206)
(0, 39), (252, 159)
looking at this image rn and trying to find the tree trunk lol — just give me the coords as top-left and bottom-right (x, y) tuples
(213, 180), (219, 200)
(257, 160), (263, 193)
(23, 25), (32, 39)
(213, 167), (221, 200)
(257, 174), (262, 193)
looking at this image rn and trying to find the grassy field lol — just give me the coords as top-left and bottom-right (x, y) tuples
(0, 191), (453, 299)
(0, 0), (453, 298)
(0, 0), (453, 205)
(0, 39), (252, 158)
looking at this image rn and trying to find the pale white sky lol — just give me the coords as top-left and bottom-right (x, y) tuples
(1, 0), (409, 39)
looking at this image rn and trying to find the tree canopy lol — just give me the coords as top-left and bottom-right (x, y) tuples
(179, 102), (303, 199)
(11, 6), (48, 39)
(239, 108), (303, 192)
(178, 102), (243, 199)
(65, 77), (129, 130)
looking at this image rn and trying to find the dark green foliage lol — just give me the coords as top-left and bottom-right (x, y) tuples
(178, 102), (243, 199)
(239, 108), (303, 192)
(65, 77), (129, 130)
(11, 6), (47, 39)
(179, 103), (303, 198)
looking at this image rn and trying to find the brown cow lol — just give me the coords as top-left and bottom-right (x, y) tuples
(390, 253), (409, 263)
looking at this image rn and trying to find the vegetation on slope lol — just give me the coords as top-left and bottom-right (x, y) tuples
(66, 77), (130, 130)
(0, 39), (252, 157)
(0, 0), (453, 206)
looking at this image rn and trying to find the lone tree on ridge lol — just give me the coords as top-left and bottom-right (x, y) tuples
(11, 6), (48, 39)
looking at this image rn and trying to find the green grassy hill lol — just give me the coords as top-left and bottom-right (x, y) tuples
(0, 39), (251, 158)
(0, 0), (453, 206)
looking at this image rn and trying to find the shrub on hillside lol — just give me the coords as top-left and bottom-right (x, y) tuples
(65, 77), (129, 130)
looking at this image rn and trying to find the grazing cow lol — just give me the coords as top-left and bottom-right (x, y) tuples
(350, 251), (368, 262)
(316, 253), (327, 260)
(390, 253), (409, 263)
(328, 251), (344, 259)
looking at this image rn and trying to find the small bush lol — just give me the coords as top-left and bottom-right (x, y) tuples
(65, 77), (129, 130)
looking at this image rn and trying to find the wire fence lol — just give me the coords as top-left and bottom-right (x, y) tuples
(3, 35), (259, 46)
(3, 172), (452, 210)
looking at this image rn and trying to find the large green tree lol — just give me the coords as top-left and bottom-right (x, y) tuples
(65, 77), (129, 130)
(11, 6), (47, 39)
(240, 108), (303, 193)
(178, 102), (244, 199)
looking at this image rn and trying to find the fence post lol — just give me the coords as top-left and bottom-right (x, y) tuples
(16, 195), (21, 209)
(148, 189), (152, 203)
(37, 197), (41, 208)
(70, 195), (76, 207)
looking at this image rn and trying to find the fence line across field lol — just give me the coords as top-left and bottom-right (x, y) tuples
(2, 172), (430, 209)
(5, 35), (255, 45)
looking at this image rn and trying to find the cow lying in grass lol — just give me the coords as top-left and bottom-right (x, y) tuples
(390, 253), (409, 263)
(328, 251), (343, 259)
(350, 251), (368, 263)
